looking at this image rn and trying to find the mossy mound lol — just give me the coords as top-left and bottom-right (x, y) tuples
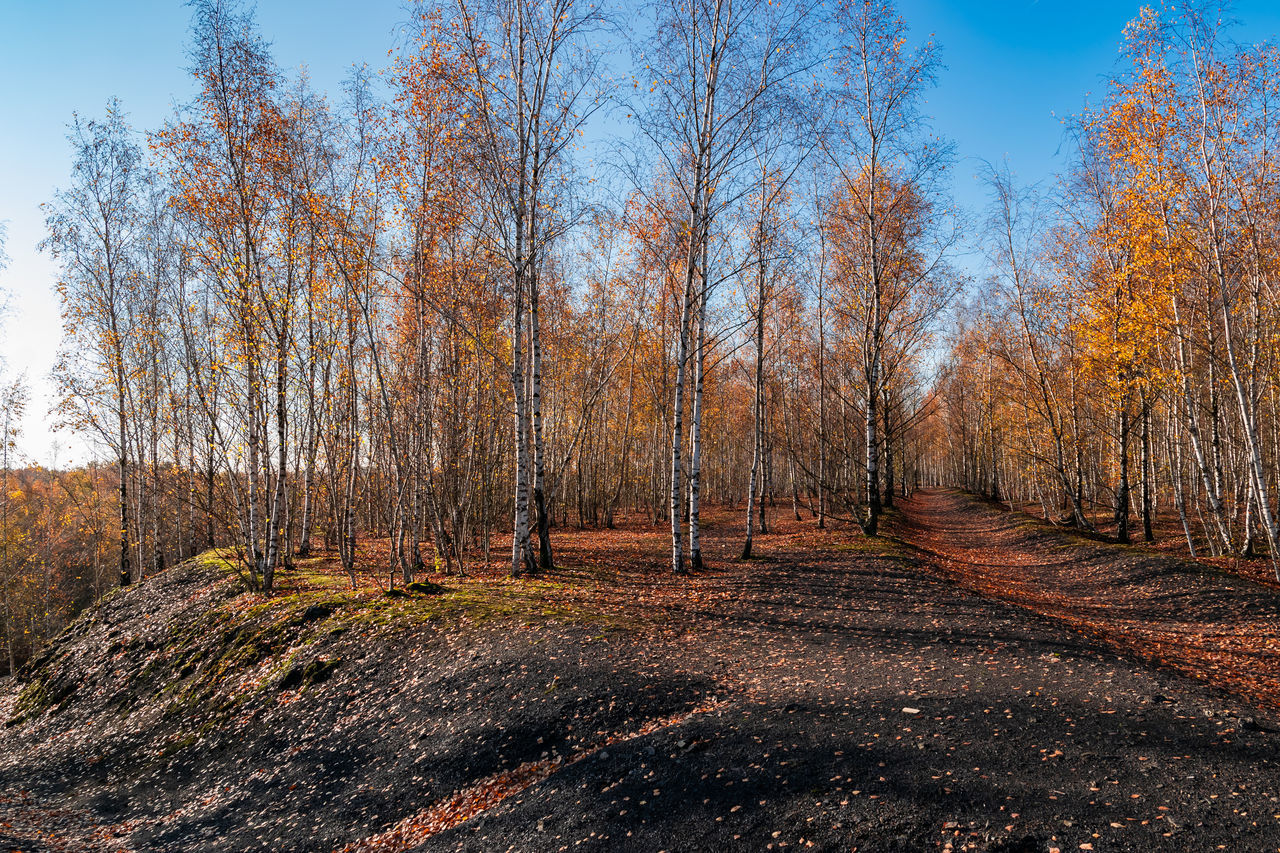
(5, 550), (609, 737)
(407, 580), (449, 595)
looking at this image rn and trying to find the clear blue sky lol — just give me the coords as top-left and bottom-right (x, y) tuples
(3, 1), (1280, 464)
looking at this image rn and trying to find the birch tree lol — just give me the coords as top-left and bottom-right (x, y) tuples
(45, 101), (142, 589)
(448, 0), (605, 575)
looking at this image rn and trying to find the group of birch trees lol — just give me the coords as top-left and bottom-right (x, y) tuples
(5, 0), (957, 668)
(930, 4), (1280, 571)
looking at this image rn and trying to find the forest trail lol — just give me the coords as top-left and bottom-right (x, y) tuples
(901, 487), (1280, 713)
(7, 505), (1280, 851)
(423, 505), (1280, 851)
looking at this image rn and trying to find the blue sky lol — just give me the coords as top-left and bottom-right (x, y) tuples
(913, 0), (1279, 189)
(3, 1), (1280, 463)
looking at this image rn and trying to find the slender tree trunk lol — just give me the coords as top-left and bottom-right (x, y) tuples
(1167, 271), (1230, 553)
(863, 203), (882, 536)
(529, 264), (553, 572)
(670, 164), (703, 574)
(688, 241), (710, 572)
(1115, 390), (1131, 544)
(671, 277), (689, 575)
(205, 428), (216, 551)
(864, 348), (881, 536)
(742, 252), (765, 559)
(817, 261), (827, 530)
(512, 288), (534, 577)
(262, 341), (288, 592)
(117, 405), (131, 588)
(882, 394), (895, 509)
(1140, 389), (1154, 543)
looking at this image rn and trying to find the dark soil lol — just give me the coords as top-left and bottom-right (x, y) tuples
(4, 498), (1280, 852)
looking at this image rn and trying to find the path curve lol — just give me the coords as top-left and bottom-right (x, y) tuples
(902, 487), (1280, 712)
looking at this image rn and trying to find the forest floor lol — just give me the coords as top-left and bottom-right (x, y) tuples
(3, 494), (1280, 851)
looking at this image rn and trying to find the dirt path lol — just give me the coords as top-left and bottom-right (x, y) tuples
(7, 504), (1280, 852)
(423, 509), (1280, 852)
(901, 488), (1280, 712)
